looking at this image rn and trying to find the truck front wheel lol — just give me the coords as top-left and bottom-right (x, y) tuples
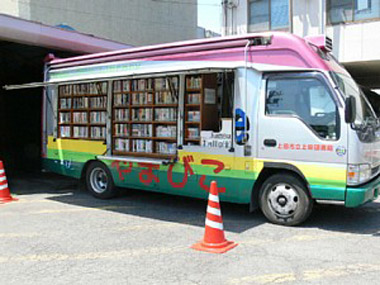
(259, 173), (313, 226)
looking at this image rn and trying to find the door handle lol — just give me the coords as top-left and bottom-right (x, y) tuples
(263, 139), (277, 147)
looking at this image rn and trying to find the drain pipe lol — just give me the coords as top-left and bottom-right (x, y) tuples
(289, 0), (293, 33)
(319, 0), (326, 34)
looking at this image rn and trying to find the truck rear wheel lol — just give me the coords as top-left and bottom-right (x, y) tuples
(85, 161), (117, 199)
(259, 173), (313, 226)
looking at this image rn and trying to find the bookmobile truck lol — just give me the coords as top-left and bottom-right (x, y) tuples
(6, 32), (380, 226)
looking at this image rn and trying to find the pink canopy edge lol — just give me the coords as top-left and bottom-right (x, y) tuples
(48, 31), (347, 75)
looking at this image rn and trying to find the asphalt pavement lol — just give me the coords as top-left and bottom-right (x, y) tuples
(1, 173), (380, 284)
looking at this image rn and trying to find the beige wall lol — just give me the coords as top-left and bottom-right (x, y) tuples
(1, 0), (19, 14)
(292, 0), (321, 37)
(1, 0), (198, 46)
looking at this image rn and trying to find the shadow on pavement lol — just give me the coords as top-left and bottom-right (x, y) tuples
(8, 172), (380, 236)
(8, 172), (266, 234)
(306, 202), (380, 236)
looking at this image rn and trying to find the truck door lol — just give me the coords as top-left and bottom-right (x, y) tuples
(257, 72), (348, 200)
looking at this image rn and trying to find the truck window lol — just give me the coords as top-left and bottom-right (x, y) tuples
(266, 76), (338, 140)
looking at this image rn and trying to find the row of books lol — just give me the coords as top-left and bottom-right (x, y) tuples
(114, 109), (129, 121)
(131, 124), (152, 137)
(59, 112), (71, 123)
(91, 127), (106, 139)
(114, 124), (129, 136)
(132, 108), (153, 121)
(132, 79), (154, 91)
(156, 126), (176, 138)
(59, 83), (108, 96)
(187, 111), (201, 122)
(155, 77), (179, 90)
(90, 112), (106, 124)
(187, 93), (201, 104)
(113, 77), (179, 93)
(60, 98), (71, 109)
(156, 142), (177, 155)
(155, 108), (177, 121)
(132, 139), (153, 153)
(73, 112), (87, 124)
(132, 93), (153, 105)
(114, 94), (130, 106)
(60, 126), (71, 137)
(113, 80), (131, 93)
(90, 96), (107, 109)
(73, 126), (88, 138)
(186, 76), (201, 89)
(155, 91), (178, 104)
(73, 97), (88, 109)
(187, 127), (200, 139)
(114, 138), (129, 152)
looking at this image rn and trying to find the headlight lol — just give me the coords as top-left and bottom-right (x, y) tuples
(347, 164), (371, 185)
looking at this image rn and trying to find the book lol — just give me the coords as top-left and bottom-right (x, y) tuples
(114, 109), (129, 121)
(73, 97), (88, 109)
(131, 124), (152, 137)
(90, 111), (106, 124)
(155, 108), (177, 121)
(60, 126), (71, 137)
(73, 112), (88, 123)
(156, 125), (176, 138)
(156, 142), (177, 154)
(186, 76), (201, 89)
(114, 124), (129, 136)
(114, 94), (129, 106)
(90, 96), (107, 108)
(59, 112), (71, 123)
(60, 98), (71, 109)
(73, 126), (88, 138)
(90, 127), (106, 139)
(132, 139), (152, 153)
(187, 93), (201, 104)
(187, 127), (199, 139)
(187, 111), (200, 122)
(132, 92), (153, 105)
(132, 108), (152, 121)
(155, 91), (178, 104)
(114, 138), (129, 151)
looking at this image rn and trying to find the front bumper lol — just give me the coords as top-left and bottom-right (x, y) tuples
(346, 175), (380, 207)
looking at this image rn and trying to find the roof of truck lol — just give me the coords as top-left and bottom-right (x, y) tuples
(47, 32), (347, 76)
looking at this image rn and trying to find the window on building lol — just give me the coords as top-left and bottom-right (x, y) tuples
(328, 0), (380, 24)
(248, 0), (289, 32)
(266, 76), (338, 140)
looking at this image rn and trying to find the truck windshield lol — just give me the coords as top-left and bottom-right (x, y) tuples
(331, 72), (377, 128)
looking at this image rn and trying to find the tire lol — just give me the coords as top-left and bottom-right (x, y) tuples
(259, 173), (313, 226)
(85, 161), (118, 199)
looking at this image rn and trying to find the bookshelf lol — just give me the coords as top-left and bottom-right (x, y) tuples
(184, 74), (218, 145)
(111, 76), (179, 158)
(58, 82), (108, 140)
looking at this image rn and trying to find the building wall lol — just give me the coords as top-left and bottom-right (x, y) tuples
(327, 21), (380, 63)
(2, 0), (19, 14)
(292, 0), (321, 37)
(225, 0), (380, 63)
(1, 0), (198, 46)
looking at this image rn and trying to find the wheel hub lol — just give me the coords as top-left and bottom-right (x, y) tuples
(90, 167), (108, 194)
(268, 183), (299, 217)
(277, 195), (287, 206)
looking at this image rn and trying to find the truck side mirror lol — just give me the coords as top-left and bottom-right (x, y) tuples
(345, 95), (356, 124)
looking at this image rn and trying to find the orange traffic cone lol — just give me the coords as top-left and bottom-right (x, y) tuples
(0, 161), (17, 203)
(191, 180), (237, 254)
